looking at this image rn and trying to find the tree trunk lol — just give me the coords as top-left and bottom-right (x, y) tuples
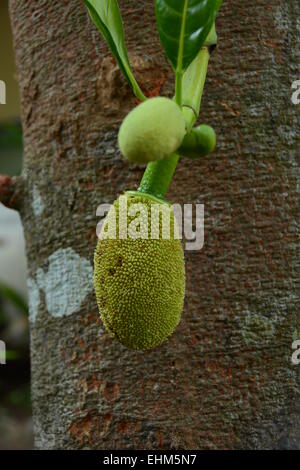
(6, 0), (299, 449)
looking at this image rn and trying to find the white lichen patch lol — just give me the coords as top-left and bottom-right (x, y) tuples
(242, 313), (276, 346)
(274, 4), (290, 33)
(32, 185), (45, 217)
(27, 277), (41, 324)
(28, 248), (93, 322)
(277, 119), (298, 146)
(293, 329), (300, 341)
(241, 289), (299, 347)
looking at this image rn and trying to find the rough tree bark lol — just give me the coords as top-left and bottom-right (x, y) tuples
(4, 0), (299, 449)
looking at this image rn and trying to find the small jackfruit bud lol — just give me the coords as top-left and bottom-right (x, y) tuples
(94, 192), (185, 350)
(179, 124), (216, 158)
(118, 97), (186, 164)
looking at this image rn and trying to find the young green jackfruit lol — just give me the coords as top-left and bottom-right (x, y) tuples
(118, 97), (186, 163)
(179, 124), (216, 158)
(94, 193), (185, 350)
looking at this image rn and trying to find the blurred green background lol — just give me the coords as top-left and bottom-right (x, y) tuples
(0, 0), (33, 449)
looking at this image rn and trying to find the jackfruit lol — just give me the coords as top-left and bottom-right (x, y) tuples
(179, 124), (216, 158)
(94, 192), (185, 350)
(118, 97), (186, 163)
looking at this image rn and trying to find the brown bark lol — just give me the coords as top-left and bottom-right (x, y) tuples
(0, 174), (22, 210)
(9, 0), (299, 449)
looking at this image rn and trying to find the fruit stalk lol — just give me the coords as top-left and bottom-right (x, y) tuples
(138, 47), (210, 200)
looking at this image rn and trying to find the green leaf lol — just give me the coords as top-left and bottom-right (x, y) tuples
(84, 0), (146, 101)
(0, 282), (28, 316)
(155, 0), (223, 73)
(5, 350), (20, 360)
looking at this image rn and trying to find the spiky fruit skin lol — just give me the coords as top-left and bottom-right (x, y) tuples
(94, 193), (185, 350)
(118, 97), (186, 163)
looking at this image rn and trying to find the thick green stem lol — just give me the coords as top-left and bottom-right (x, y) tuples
(138, 153), (179, 200)
(138, 47), (210, 200)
